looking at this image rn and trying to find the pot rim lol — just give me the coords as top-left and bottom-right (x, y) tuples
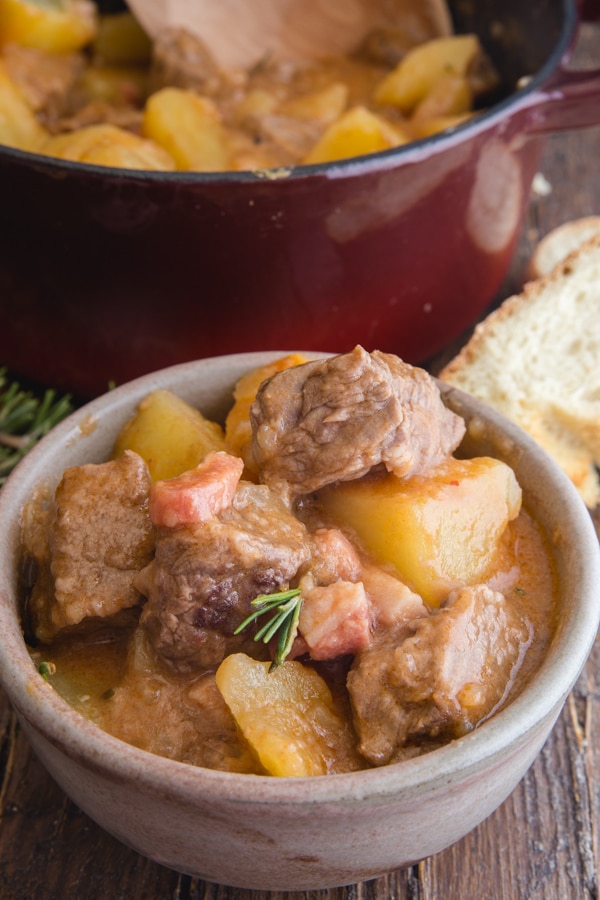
(0, 351), (598, 808)
(0, 0), (579, 184)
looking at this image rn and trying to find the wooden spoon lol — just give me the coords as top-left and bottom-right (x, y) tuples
(126, 0), (453, 70)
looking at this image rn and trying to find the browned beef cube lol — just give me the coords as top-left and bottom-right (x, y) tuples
(30, 450), (154, 640)
(250, 346), (465, 502)
(138, 481), (310, 672)
(348, 584), (532, 765)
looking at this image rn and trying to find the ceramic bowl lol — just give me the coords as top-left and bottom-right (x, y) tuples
(0, 351), (598, 891)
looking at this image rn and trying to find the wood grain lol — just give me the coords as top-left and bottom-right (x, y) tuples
(1, 23), (599, 900)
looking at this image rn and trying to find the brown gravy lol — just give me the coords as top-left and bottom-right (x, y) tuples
(28, 503), (557, 775)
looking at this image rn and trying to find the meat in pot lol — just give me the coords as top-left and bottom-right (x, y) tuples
(0, 2), (500, 170)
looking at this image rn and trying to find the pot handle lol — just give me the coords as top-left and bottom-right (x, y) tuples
(519, 6), (600, 135)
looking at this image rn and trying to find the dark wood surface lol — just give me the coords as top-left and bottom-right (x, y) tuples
(2, 24), (600, 900)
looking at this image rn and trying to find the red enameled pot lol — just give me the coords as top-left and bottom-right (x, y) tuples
(1, 0), (600, 397)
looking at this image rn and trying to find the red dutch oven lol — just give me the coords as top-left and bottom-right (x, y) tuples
(1, 0), (600, 397)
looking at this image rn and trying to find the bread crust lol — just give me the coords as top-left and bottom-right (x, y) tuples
(440, 232), (600, 508)
(528, 216), (600, 280)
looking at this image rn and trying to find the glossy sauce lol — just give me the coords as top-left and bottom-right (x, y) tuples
(29, 503), (557, 775)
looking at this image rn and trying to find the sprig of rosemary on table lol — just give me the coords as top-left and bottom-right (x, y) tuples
(0, 368), (73, 485)
(235, 587), (303, 670)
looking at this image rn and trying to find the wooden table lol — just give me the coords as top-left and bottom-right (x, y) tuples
(2, 24), (600, 900)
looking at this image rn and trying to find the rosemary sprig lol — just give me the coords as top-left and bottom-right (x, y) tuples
(0, 368), (73, 485)
(38, 661), (56, 681)
(235, 587), (303, 670)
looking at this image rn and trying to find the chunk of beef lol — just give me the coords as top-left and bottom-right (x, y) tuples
(250, 346), (465, 502)
(28, 450), (154, 641)
(356, 27), (416, 68)
(2, 44), (84, 125)
(348, 584), (532, 766)
(2, 41), (145, 135)
(138, 481), (310, 672)
(356, 6), (453, 69)
(150, 27), (240, 97)
(56, 102), (144, 134)
(247, 112), (324, 160)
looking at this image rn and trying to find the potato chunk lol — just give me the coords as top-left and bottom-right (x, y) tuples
(411, 72), (472, 123)
(319, 456), (522, 608)
(0, 0), (97, 53)
(40, 123), (175, 170)
(113, 389), (226, 482)
(77, 64), (148, 106)
(216, 653), (356, 776)
(373, 34), (481, 114)
(303, 105), (408, 165)
(279, 81), (348, 126)
(0, 58), (48, 150)
(411, 112), (472, 139)
(91, 11), (151, 66)
(143, 87), (230, 171)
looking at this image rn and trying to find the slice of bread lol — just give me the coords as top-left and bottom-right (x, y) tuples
(528, 215), (600, 279)
(439, 233), (600, 508)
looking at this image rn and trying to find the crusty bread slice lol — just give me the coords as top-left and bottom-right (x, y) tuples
(439, 233), (600, 508)
(528, 215), (600, 279)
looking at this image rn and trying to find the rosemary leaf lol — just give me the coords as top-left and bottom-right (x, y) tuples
(38, 661), (56, 680)
(256, 605), (290, 644)
(272, 593), (302, 670)
(235, 587), (303, 670)
(0, 368), (73, 485)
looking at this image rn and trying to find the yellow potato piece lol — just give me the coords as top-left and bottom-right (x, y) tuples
(279, 81), (349, 126)
(303, 105), (408, 165)
(78, 64), (149, 106)
(0, 58), (48, 150)
(73, 140), (172, 170)
(92, 11), (151, 66)
(411, 72), (472, 122)
(319, 456), (522, 609)
(40, 123), (175, 170)
(232, 88), (278, 123)
(215, 653), (350, 777)
(113, 389), (226, 482)
(411, 112), (473, 139)
(374, 34), (481, 114)
(143, 87), (230, 172)
(0, 0), (97, 53)
(225, 353), (308, 472)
